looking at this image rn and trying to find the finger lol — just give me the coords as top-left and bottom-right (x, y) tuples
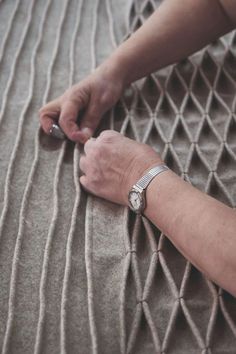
(73, 105), (102, 144)
(80, 176), (99, 198)
(79, 175), (91, 194)
(79, 155), (87, 173)
(84, 137), (96, 155)
(98, 129), (119, 140)
(59, 99), (81, 141)
(39, 99), (61, 134)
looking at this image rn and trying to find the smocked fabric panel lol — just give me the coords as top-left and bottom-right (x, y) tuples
(0, 0), (235, 354)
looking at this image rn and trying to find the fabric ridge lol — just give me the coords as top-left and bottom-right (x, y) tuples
(0, 0), (235, 353)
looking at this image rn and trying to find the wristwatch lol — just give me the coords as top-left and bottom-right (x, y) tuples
(128, 164), (169, 214)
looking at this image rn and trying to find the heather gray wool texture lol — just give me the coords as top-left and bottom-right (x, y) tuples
(0, 0), (236, 353)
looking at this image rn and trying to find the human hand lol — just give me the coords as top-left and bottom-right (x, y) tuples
(79, 130), (163, 205)
(39, 62), (124, 144)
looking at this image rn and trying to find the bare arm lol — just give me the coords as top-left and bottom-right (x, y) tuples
(144, 169), (236, 296)
(107, 0), (235, 86)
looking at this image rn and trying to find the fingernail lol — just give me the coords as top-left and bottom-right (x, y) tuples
(81, 127), (92, 139)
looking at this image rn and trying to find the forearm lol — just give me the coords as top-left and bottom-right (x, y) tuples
(106, 0), (234, 85)
(144, 170), (236, 296)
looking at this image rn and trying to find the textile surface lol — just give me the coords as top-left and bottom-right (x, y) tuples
(0, 0), (236, 353)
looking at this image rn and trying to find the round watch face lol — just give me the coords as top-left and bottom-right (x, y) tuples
(129, 190), (142, 211)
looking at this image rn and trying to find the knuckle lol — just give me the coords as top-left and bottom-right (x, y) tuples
(86, 169), (98, 185)
(99, 130), (111, 138)
(80, 175), (89, 189)
(99, 130), (117, 142)
(65, 84), (89, 106)
(38, 99), (61, 119)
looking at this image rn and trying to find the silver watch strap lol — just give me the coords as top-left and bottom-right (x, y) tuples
(136, 164), (169, 189)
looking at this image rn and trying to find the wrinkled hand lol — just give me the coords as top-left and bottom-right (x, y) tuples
(79, 130), (163, 205)
(39, 63), (124, 143)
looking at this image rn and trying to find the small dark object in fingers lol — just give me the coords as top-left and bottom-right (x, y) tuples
(49, 124), (65, 140)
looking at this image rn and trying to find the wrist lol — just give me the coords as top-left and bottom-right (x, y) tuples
(124, 157), (164, 207)
(97, 54), (127, 91)
(144, 169), (181, 222)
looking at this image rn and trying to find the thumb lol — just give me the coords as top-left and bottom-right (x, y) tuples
(59, 99), (81, 141)
(73, 105), (102, 144)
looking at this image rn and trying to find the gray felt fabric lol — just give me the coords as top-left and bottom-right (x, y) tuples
(0, 0), (236, 353)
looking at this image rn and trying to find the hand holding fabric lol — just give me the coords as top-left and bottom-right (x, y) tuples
(39, 63), (124, 144)
(79, 130), (163, 205)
